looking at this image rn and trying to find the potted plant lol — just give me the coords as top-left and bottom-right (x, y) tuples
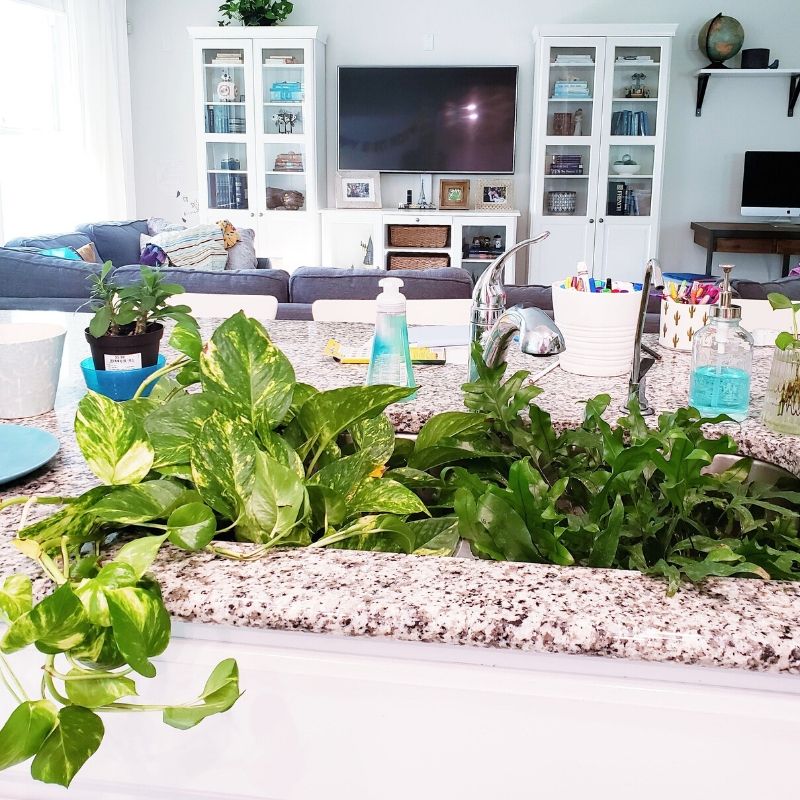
(762, 291), (800, 434)
(85, 262), (196, 371)
(218, 0), (294, 26)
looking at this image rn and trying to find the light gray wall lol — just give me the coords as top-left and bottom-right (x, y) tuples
(128, 0), (800, 280)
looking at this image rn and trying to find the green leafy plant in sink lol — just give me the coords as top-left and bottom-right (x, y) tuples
(389, 344), (800, 595)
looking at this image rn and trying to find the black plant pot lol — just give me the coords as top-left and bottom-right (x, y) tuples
(85, 323), (164, 371)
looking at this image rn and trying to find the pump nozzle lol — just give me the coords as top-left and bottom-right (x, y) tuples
(376, 277), (406, 313)
(712, 264), (741, 320)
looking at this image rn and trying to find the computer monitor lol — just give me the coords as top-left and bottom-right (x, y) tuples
(741, 151), (800, 221)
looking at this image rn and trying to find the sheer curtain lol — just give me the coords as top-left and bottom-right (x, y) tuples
(0, 0), (134, 241)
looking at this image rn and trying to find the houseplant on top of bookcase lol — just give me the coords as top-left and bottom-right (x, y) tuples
(762, 292), (800, 435)
(218, 0), (294, 26)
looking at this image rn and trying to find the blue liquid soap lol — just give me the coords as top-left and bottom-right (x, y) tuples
(689, 365), (751, 421)
(365, 277), (417, 402)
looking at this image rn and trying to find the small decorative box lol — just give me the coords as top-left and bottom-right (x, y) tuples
(658, 298), (712, 352)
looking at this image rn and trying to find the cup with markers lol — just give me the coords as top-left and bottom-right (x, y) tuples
(658, 280), (720, 352)
(551, 264), (645, 377)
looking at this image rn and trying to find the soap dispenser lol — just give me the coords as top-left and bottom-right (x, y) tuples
(365, 277), (417, 401)
(688, 264), (753, 421)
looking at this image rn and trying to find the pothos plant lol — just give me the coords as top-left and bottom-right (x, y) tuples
(218, 0), (294, 26)
(768, 291), (800, 351)
(0, 312), (452, 787)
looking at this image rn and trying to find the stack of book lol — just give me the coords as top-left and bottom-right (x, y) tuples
(607, 181), (641, 216)
(274, 151), (304, 172)
(267, 55), (298, 64)
(211, 53), (243, 66)
(611, 110), (650, 136)
(615, 55), (655, 64)
(205, 106), (245, 134)
(549, 154), (583, 175)
(552, 80), (591, 98)
(212, 174), (248, 210)
(553, 54), (594, 66)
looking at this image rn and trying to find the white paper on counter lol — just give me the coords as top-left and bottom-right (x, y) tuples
(408, 325), (470, 347)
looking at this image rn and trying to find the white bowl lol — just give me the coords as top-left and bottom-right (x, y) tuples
(612, 163), (641, 175)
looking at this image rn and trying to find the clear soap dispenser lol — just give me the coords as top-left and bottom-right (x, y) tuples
(688, 264), (753, 421)
(365, 277), (417, 401)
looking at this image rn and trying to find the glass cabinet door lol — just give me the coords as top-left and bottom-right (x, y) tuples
(257, 46), (309, 212)
(540, 43), (604, 219)
(602, 43), (664, 219)
(199, 44), (252, 214)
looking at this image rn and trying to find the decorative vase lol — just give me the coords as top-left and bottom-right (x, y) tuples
(762, 346), (800, 435)
(658, 298), (711, 352)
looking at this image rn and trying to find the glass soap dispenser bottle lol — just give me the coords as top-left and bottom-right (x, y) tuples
(688, 264), (754, 421)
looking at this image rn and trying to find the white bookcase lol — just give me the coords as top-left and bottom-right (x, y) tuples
(528, 24), (676, 284)
(320, 209), (520, 282)
(188, 27), (326, 270)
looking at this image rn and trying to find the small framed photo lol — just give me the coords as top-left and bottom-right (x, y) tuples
(475, 178), (514, 211)
(335, 171), (382, 209)
(439, 179), (470, 210)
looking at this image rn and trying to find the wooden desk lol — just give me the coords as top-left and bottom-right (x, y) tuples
(690, 221), (800, 277)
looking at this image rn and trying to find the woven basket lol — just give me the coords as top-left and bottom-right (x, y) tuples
(387, 252), (450, 270)
(388, 225), (449, 249)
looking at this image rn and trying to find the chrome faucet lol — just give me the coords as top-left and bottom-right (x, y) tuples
(623, 258), (661, 415)
(481, 306), (565, 370)
(469, 233), (563, 378)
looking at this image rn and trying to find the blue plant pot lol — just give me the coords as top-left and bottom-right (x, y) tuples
(80, 355), (165, 401)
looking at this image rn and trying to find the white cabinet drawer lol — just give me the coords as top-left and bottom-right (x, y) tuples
(383, 213), (453, 226)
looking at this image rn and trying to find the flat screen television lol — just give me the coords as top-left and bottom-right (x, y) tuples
(741, 151), (800, 219)
(338, 66), (518, 173)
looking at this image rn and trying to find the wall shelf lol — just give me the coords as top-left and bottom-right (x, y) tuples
(694, 68), (800, 117)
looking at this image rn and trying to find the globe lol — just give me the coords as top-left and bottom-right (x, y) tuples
(698, 13), (745, 67)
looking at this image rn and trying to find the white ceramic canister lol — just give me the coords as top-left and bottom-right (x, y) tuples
(551, 284), (642, 377)
(0, 323), (67, 418)
(658, 298), (712, 352)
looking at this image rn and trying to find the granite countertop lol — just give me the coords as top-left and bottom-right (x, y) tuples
(1, 311), (799, 676)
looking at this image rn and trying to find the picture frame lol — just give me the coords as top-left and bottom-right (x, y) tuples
(475, 178), (514, 211)
(335, 171), (382, 209)
(438, 179), (470, 210)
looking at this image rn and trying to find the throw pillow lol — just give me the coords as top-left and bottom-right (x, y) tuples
(225, 227), (258, 270)
(38, 246), (83, 261)
(149, 224), (227, 271)
(75, 242), (100, 263)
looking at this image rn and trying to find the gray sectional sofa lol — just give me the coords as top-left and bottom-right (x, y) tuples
(6, 218), (794, 329)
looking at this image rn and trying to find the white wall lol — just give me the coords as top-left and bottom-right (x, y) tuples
(127, 0), (800, 280)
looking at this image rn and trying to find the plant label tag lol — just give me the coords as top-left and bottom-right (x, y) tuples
(105, 353), (142, 371)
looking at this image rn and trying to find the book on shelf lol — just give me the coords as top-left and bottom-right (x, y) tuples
(607, 181), (625, 216)
(616, 56), (654, 64)
(611, 110), (650, 136)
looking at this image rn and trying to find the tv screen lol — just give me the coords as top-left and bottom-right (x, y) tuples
(338, 66), (518, 173)
(741, 151), (800, 216)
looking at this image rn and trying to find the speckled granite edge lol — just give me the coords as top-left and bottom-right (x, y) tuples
(150, 546), (800, 675)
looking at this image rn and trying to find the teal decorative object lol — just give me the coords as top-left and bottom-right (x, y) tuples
(698, 13), (745, 68)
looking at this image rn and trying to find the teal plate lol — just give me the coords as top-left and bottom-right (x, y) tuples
(0, 426), (60, 485)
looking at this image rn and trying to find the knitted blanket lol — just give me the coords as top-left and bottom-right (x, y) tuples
(149, 224), (227, 270)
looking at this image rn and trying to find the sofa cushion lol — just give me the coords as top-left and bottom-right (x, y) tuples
(0, 297), (90, 312)
(113, 266), (290, 303)
(731, 277), (800, 301)
(0, 247), (98, 299)
(226, 228), (258, 270)
(76, 220), (148, 267)
(5, 232), (93, 252)
(289, 267), (473, 304)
